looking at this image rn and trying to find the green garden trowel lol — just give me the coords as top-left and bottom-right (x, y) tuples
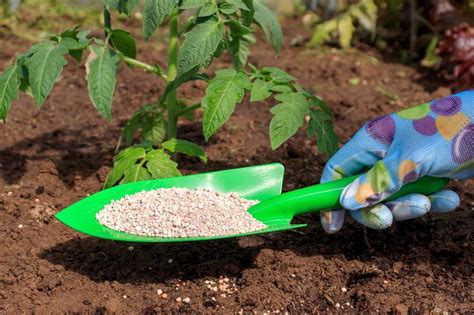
(56, 163), (448, 243)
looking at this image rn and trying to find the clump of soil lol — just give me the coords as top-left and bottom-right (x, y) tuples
(96, 188), (264, 237)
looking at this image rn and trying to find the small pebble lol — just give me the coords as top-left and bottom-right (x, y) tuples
(18, 224), (23, 229)
(34, 198), (40, 203)
(220, 293), (227, 298)
(122, 295), (127, 299)
(341, 287), (347, 293)
(168, 259), (173, 264)
(335, 303), (340, 308)
(7, 192), (13, 196)
(161, 293), (168, 299)
(346, 302), (351, 306)
(383, 280), (389, 284)
(156, 289), (163, 295)
(176, 297), (182, 303)
(290, 274), (296, 278)
(183, 297), (191, 304)
(128, 246), (134, 251)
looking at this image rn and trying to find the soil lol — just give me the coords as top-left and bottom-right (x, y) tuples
(1, 19), (473, 314)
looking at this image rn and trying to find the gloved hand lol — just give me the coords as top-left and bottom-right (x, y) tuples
(320, 90), (473, 233)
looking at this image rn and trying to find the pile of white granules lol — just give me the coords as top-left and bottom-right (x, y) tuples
(95, 188), (267, 238)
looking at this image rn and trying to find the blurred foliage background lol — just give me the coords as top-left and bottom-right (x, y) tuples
(0, 0), (472, 88)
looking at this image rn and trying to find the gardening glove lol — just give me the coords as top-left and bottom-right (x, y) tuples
(320, 90), (473, 233)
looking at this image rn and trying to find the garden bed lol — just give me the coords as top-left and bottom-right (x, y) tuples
(0, 19), (472, 313)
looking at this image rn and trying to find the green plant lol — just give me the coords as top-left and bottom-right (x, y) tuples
(307, 0), (377, 49)
(0, 0), (338, 188)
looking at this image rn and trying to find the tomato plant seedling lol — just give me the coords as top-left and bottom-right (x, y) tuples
(0, 0), (338, 188)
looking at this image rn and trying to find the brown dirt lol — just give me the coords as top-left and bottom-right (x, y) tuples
(1, 19), (473, 314)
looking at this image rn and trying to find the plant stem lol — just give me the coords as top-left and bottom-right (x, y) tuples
(119, 54), (168, 80)
(166, 8), (179, 140)
(103, 6), (111, 35)
(176, 102), (201, 116)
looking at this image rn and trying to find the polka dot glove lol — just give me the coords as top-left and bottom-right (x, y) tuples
(320, 90), (473, 233)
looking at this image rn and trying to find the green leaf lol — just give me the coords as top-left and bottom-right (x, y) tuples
(179, 0), (209, 9)
(261, 67), (295, 83)
(269, 92), (309, 149)
(176, 100), (195, 121)
(122, 104), (166, 146)
(163, 67), (208, 98)
(162, 138), (207, 162)
(307, 110), (339, 156)
(362, 0), (377, 26)
(106, 0), (139, 15)
(58, 36), (89, 63)
(115, 144), (147, 162)
(219, 2), (237, 14)
(307, 19), (337, 47)
(61, 29), (90, 63)
(121, 163), (151, 183)
(225, 20), (253, 36)
(250, 78), (272, 102)
(421, 36), (441, 68)
(141, 112), (166, 145)
(202, 69), (251, 140)
(199, 3), (217, 16)
(110, 29), (137, 58)
(58, 37), (84, 50)
(85, 45), (120, 120)
(270, 84), (292, 93)
(241, 0), (255, 26)
(145, 150), (181, 178)
(253, 0), (282, 53)
(143, 0), (177, 40)
(122, 113), (141, 145)
(306, 93), (333, 118)
(0, 64), (20, 122)
(25, 42), (68, 107)
(57, 25), (81, 40)
(338, 15), (354, 49)
(229, 33), (254, 69)
(226, 0), (249, 11)
(177, 19), (224, 75)
(104, 146), (146, 188)
(350, 6), (375, 33)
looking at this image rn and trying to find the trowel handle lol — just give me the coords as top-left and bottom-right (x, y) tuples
(253, 176), (449, 219)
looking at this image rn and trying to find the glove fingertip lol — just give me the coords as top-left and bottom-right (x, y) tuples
(320, 210), (344, 234)
(386, 194), (430, 221)
(350, 204), (393, 230)
(429, 190), (460, 213)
